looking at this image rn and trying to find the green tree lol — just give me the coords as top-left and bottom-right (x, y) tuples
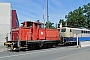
(45, 21), (55, 28)
(58, 19), (66, 28)
(59, 19), (66, 26)
(65, 7), (88, 28)
(83, 3), (90, 28)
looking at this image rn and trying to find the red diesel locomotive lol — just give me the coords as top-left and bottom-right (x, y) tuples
(4, 20), (62, 51)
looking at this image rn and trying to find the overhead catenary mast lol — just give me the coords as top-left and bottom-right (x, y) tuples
(43, 7), (45, 28)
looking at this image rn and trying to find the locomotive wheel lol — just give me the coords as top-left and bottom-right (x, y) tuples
(15, 48), (20, 52)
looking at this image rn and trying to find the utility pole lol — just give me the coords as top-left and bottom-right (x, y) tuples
(47, 0), (49, 22)
(46, 0), (49, 28)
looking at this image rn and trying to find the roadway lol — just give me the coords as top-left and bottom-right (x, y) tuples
(0, 46), (90, 60)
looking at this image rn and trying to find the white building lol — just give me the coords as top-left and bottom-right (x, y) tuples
(0, 3), (12, 47)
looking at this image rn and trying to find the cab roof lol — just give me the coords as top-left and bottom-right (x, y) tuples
(21, 21), (44, 25)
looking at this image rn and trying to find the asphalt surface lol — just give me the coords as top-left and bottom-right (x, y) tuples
(0, 46), (90, 60)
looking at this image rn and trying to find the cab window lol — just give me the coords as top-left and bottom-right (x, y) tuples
(58, 29), (60, 32)
(61, 28), (66, 32)
(70, 29), (72, 32)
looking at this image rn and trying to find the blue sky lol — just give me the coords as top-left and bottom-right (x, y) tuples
(0, 0), (90, 25)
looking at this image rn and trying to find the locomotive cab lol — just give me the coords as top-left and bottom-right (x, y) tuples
(21, 20), (44, 29)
